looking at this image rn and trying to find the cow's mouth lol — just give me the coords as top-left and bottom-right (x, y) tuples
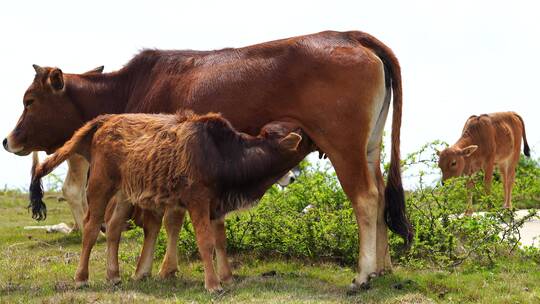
(3, 137), (31, 156)
(14, 149), (32, 156)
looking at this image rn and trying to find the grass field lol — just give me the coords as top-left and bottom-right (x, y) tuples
(1, 191), (539, 303)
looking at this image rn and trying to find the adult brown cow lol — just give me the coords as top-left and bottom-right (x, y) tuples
(4, 30), (412, 289)
(437, 112), (530, 212)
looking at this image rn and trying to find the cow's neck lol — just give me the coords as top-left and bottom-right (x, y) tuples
(65, 72), (130, 121)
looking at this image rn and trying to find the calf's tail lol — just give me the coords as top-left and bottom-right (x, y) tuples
(29, 117), (106, 220)
(515, 113), (530, 157)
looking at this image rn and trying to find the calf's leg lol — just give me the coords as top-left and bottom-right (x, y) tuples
(158, 208), (186, 279)
(75, 169), (115, 287)
(189, 204), (221, 292)
(105, 197), (133, 284)
(212, 216), (233, 284)
(133, 210), (163, 280)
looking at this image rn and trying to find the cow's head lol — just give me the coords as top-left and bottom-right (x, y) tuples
(3, 65), (104, 155)
(437, 145), (478, 181)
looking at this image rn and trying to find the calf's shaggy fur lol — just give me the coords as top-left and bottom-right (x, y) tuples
(30, 111), (314, 291)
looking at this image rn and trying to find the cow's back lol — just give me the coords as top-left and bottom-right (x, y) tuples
(123, 31), (382, 135)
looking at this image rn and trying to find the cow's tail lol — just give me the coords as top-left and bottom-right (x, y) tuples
(351, 31), (413, 247)
(29, 116), (106, 221)
(514, 113), (530, 157)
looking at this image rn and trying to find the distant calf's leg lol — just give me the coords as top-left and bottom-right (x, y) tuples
(189, 202), (220, 292)
(158, 208), (186, 279)
(212, 216), (233, 284)
(133, 210), (163, 280)
(483, 160), (495, 195)
(106, 198), (133, 284)
(63, 155), (89, 231)
(503, 162), (517, 209)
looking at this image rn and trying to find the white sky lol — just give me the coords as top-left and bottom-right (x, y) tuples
(1, 0), (539, 189)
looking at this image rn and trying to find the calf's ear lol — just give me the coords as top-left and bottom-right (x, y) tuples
(279, 132), (302, 151)
(460, 145), (478, 157)
(49, 68), (64, 91)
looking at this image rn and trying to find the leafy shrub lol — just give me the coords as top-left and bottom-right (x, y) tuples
(124, 142), (540, 269)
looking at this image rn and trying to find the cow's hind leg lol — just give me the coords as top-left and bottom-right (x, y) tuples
(373, 154), (392, 274)
(213, 216), (233, 284)
(158, 208), (186, 279)
(63, 155), (89, 231)
(132, 210), (163, 280)
(329, 150), (380, 291)
(106, 197), (133, 285)
(75, 168), (115, 287)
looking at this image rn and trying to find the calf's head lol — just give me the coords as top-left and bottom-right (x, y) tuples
(3, 65), (103, 155)
(437, 145), (478, 181)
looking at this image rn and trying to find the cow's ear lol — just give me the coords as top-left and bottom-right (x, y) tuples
(49, 68), (64, 91)
(32, 64), (45, 75)
(83, 66), (104, 74)
(279, 132), (302, 151)
(461, 145), (478, 157)
(435, 149), (441, 156)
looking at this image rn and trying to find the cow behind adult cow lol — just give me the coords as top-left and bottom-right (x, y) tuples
(29, 111), (315, 291)
(437, 111), (530, 211)
(4, 30), (412, 289)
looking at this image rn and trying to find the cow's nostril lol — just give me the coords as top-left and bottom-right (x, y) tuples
(2, 138), (8, 150)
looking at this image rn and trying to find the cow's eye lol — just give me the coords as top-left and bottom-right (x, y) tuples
(451, 160), (457, 166)
(24, 99), (34, 108)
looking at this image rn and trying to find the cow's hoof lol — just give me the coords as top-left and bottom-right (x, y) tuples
(75, 280), (89, 289)
(347, 272), (378, 295)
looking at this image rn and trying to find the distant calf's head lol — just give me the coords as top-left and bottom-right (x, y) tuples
(3, 65), (103, 155)
(437, 145), (478, 181)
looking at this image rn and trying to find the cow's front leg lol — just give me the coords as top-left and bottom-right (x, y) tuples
(63, 154), (89, 231)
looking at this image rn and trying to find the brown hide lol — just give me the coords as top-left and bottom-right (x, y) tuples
(11, 30), (411, 242)
(30, 112), (314, 290)
(32, 112), (314, 217)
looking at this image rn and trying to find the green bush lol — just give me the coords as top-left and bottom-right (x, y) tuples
(123, 142), (540, 269)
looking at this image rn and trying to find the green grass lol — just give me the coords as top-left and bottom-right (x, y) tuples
(1, 191), (539, 303)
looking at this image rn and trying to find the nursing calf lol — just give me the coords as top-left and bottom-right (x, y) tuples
(437, 112), (530, 211)
(30, 111), (313, 291)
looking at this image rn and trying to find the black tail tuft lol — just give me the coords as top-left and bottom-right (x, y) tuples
(384, 181), (413, 248)
(28, 177), (47, 221)
(524, 142), (530, 157)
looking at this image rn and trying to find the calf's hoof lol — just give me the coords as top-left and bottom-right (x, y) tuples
(108, 276), (121, 286)
(207, 285), (223, 294)
(158, 268), (177, 280)
(132, 272), (150, 281)
(75, 280), (89, 289)
(220, 274), (234, 285)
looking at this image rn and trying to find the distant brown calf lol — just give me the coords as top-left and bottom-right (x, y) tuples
(437, 112), (530, 211)
(30, 111), (313, 291)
